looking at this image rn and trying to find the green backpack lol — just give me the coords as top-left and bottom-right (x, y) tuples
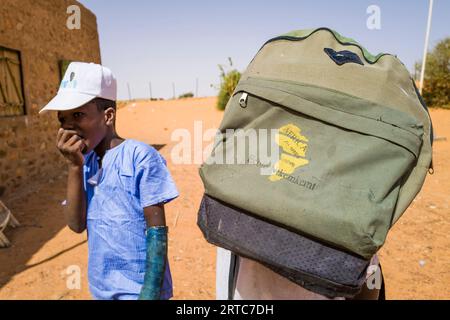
(198, 28), (433, 296)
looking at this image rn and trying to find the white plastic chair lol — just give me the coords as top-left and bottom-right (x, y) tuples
(0, 200), (20, 248)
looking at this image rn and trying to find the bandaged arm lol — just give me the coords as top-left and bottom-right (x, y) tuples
(139, 204), (168, 300)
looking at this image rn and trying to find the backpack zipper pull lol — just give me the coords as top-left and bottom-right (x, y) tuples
(239, 92), (248, 108)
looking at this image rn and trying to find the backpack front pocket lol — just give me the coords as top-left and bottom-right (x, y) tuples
(200, 77), (424, 258)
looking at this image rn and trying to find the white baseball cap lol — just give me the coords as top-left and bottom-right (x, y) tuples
(40, 62), (117, 113)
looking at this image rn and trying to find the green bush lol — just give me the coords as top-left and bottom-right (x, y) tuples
(414, 37), (450, 108)
(178, 92), (194, 99)
(216, 58), (241, 111)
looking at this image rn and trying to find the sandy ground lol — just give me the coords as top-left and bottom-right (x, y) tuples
(0, 98), (448, 300)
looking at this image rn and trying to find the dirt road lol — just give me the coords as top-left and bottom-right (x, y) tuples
(0, 98), (448, 299)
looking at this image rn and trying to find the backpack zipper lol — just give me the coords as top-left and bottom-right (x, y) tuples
(239, 92), (248, 108)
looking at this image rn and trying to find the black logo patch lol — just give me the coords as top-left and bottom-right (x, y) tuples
(70, 72), (75, 81)
(324, 48), (364, 66)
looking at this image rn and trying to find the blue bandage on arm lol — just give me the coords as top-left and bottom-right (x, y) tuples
(139, 226), (168, 300)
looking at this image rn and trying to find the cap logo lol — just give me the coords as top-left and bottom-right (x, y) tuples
(60, 71), (78, 90)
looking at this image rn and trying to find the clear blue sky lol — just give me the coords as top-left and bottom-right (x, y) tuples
(78, 0), (449, 100)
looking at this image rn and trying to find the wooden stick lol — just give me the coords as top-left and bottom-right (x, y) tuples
(173, 210), (181, 228)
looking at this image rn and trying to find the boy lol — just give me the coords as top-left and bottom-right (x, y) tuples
(40, 62), (179, 300)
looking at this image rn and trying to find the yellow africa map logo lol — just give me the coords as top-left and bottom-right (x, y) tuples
(269, 124), (309, 182)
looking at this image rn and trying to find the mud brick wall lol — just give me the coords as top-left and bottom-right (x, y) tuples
(0, 0), (101, 198)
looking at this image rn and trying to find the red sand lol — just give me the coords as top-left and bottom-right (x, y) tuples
(0, 98), (448, 299)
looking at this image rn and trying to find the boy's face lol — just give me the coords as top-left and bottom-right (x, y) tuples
(57, 102), (109, 154)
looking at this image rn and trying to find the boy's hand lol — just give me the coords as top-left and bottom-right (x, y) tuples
(56, 128), (86, 167)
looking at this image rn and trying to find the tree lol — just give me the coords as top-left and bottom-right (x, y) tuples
(178, 92), (194, 99)
(216, 58), (241, 111)
(415, 37), (450, 108)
